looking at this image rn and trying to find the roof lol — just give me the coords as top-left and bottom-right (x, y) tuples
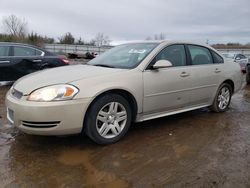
(0, 42), (38, 48)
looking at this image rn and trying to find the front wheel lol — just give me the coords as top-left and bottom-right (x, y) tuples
(84, 94), (132, 145)
(210, 83), (232, 112)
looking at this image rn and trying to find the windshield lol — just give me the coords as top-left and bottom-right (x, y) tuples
(87, 43), (159, 69)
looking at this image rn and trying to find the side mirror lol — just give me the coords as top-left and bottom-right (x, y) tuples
(235, 57), (241, 60)
(153, 60), (173, 69)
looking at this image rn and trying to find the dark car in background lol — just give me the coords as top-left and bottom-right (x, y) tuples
(0, 42), (69, 85)
(246, 62), (250, 84)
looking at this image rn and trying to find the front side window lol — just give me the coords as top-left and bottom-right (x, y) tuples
(88, 43), (158, 69)
(188, 45), (213, 65)
(235, 54), (241, 60)
(154, 44), (186, 67)
(0, 46), (10, 56)
(14, 46), (37, 56)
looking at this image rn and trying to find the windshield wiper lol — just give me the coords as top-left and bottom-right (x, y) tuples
(92, 64), (115, 68)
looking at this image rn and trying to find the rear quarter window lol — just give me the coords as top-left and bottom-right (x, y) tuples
(211, 51), (224, 64)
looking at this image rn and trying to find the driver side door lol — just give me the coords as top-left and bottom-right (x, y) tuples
(143, 44), (193, 117)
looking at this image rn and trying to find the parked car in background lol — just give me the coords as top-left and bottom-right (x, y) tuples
(6, 41), (243, 144)
(85, 51), (98, 59)
(246, 62), (250, 84)
(0, 42), (69, 85)
(222, 53), (249, 73)
(67, 51), (98, 60)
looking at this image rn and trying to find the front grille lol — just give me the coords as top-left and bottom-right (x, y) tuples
(11, 88), (23, 99)
(21, 121), (60, 128)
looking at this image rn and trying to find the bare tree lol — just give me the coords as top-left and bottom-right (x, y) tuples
(76, 37), (84, 45)
(59, 32), (75, 44)
(154, 33), (166, 40)
(93, 33), (110, 46)
(2, 14), (28, 39)
(145, 33), (166, 41)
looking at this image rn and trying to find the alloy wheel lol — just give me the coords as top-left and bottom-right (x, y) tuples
(217, 87), (230, 110)
(96, 102), (127, 139)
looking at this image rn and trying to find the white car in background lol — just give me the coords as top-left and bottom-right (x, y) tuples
(222, 53), (249, 73)
(6, 41), (243, 144)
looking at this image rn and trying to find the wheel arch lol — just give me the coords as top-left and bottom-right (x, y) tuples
(84, 89), (138, 125)
(222, 79), (235, 93)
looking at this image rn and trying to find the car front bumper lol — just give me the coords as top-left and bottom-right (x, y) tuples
(5, 90), (92, 136)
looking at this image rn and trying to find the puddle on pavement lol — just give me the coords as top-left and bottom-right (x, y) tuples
(0, 132), (15, 187)
(58, 147), (129, 188)
(0, 85), (250, 187)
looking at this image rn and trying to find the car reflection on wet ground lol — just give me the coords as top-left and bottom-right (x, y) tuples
(0, 84), (250, 187)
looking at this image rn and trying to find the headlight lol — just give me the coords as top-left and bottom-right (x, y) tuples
(27, 84), (79, 101)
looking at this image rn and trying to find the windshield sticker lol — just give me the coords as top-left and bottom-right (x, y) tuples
(128, 49), (146, 54)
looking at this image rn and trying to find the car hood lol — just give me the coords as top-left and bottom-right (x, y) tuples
(13, 65), (127, 94)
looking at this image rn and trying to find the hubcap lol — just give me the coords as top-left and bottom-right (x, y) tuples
(96, 102), (127, 139)
(217, 87), (230, 110)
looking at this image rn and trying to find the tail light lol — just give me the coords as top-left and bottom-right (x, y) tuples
(58, 55), (70, 65)
(60, 58), (70, 65)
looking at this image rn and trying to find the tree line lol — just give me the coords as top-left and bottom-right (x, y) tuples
(212, 43), (250, 49)
(0, 15), (111, 47)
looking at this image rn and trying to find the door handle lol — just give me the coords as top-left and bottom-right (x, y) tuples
(214, 68), (221, 73)
(32, 59), (42, 62)
(0, 60), (10, 63)
(180, 72), (190, 77)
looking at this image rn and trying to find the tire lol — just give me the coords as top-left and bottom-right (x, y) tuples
(210, 83), (232, 113)
(84, 94), (132, 145)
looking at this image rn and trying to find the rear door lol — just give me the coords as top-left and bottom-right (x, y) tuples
(0, 45), (11, 81)
(186, 45), (224, 106)
(9, 45), (45, 80)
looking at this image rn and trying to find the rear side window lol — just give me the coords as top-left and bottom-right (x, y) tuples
(0, 46), (10, 56)
(35, 50), (43, 56)
(188, 45), (213, 65)
(14, 46), (36, 56)
(211, 51), (224, 64)
(155, 44), (186, 67)
(240, 54), (246, 59)
(13, 46), (43, 56)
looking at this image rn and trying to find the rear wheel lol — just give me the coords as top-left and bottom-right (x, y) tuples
(210, 83), (232, 112)
(84, 94), (132, 145)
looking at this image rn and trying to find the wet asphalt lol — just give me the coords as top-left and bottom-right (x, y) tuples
(0, 84), (250, 188)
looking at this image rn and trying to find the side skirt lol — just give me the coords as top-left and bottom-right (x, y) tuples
(136, 104), (210, 122)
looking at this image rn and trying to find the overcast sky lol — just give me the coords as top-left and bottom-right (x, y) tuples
(1, 0), (250, 44)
